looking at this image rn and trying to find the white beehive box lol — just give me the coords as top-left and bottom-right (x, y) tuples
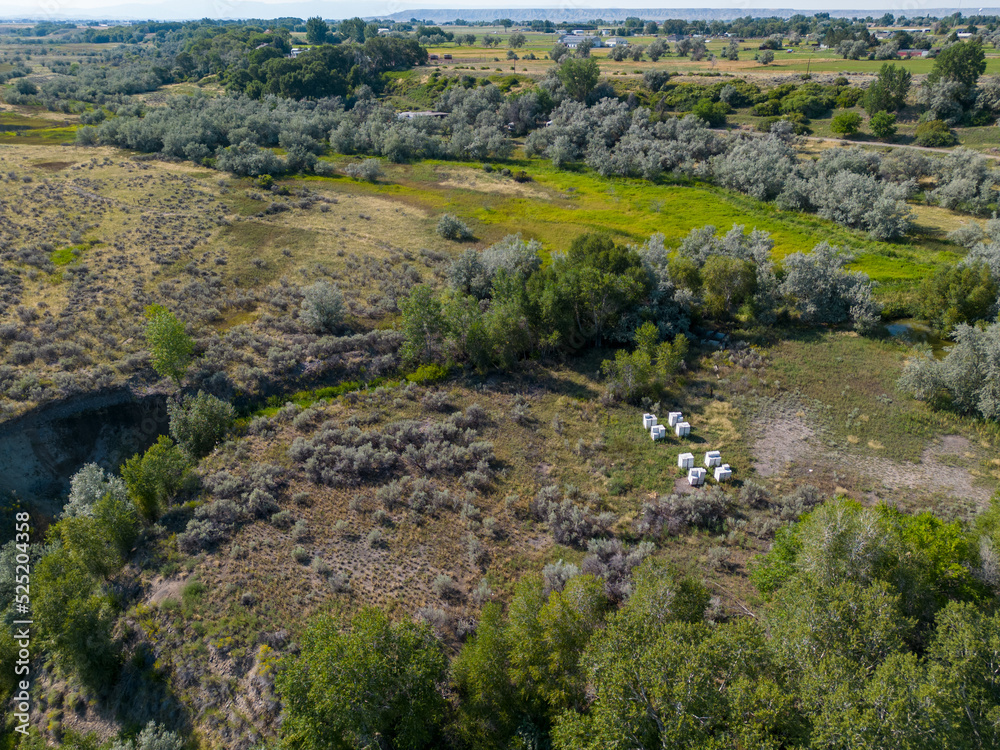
(643, 413), (657, 430)
(668, 411), (683, 427)
(688, 467), (706, 486)
(714, 464), (732, 482)
(677, 452), (694, 469)
(650, 425), (666, 440)
(704, 450), (721, 468)
(675, 421), (690, 437)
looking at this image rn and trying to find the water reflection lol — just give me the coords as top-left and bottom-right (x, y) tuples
(885, 319), (953, 359)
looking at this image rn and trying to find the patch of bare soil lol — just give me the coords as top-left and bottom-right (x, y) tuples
(855, 435), (991, 505)
(147, 577), (186, 605)
(436, 168), (551, 200)
(754, 411), (993, 505)
(753, 416), (816, 477)
(673, 477), (697, 495)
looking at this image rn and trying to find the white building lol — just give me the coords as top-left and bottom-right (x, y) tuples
(560, 34), (602, 48)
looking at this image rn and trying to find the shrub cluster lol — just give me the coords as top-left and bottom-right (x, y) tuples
(531, 485), (616, 547)
(288, 406), (495, 488)
(176, 464), (286, 553)
(636, 487), (736, 537)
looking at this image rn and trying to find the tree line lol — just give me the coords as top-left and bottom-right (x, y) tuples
(277, 496), (1000, 749)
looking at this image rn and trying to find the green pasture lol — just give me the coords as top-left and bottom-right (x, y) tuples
(307, 155), (961, 298)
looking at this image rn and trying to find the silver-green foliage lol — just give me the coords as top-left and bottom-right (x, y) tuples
(929, 148), (999, 215)
(711, 134), (796, 201)
(780, 242), (881, 332)
(110, 722), (185, 750)
(437, 213), (474, 241)
(447, 233), (542, 298)
(65, 463), (129, 519)
(168, 391), (236, 458)
(899, 321), (1000, 419)
(300, 280), (344, 333)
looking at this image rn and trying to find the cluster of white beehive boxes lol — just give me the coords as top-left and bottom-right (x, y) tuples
(645, 411), (689, 439)
(645, 411), (732, 486)
(678, 450), (733, 485)
(644, 413), (667, 440)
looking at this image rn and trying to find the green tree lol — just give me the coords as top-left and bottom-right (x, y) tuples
(557, 57), (600, 102)
(691, 97), (728, 127)
(920, 262), (999, 332)
(864, 63), (912, 113)
(508, 574), (608, 713)
(168, 391), (236, 458)
(34, 549), (119, 690)
(700, 255), (757, 318)
(400, 285), (446, 365)
(914, 119), (958, 146)
(452, 602), (527, 749)
(530, 233), (650, 347)
(924, 602), (1000, 745)
(337, 17), (366, 43)
(752, 499), (987, 635)
(600, 323), (689, 403)
(305, 17), (329, 45)
(869, 110), (898, 139)
(277, 608), (448, 750)
(57, 492), (139, 578)
(831, 111), (863, 136)
(928, 39), (986, 88)
(552, 564), (802, 750)
(121, 436), (190, 523)
(757, 49), (775, 65)
(144, 304), (194, 385)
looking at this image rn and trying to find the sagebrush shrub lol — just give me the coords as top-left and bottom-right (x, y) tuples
(437, 213), (473, 241)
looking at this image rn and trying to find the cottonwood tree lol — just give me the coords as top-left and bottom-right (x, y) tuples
(557, 57), (599, 101)
(400, 285), (446, 365)
(865, 63), (912, 113)
(305, 17), (329, 45)
(144, 304), (194, 385)
(277, 608), (449, 750)
(121, 436), (190, 523)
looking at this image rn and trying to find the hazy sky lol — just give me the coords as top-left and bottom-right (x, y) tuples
(12, 0), (979, 21)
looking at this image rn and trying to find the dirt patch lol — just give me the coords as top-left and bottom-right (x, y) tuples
(33, 160), (74, 171)
(753, 413), (993, 505)
(935, 434), (971, 454)
(753, 416), (816, 477)
(437, 168), (551, 200)
(854, 435), (991, 504)
(673, 477), (696, 495)
(148, 577), (186, 605)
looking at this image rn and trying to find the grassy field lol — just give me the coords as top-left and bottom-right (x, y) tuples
(307, 154), (965, 299)
(422, 27), (1000, 79)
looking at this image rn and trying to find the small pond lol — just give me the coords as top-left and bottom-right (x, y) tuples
(885, 319), (954, 359)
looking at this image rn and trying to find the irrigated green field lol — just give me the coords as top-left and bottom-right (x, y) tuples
(307, 154), (965, 303)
